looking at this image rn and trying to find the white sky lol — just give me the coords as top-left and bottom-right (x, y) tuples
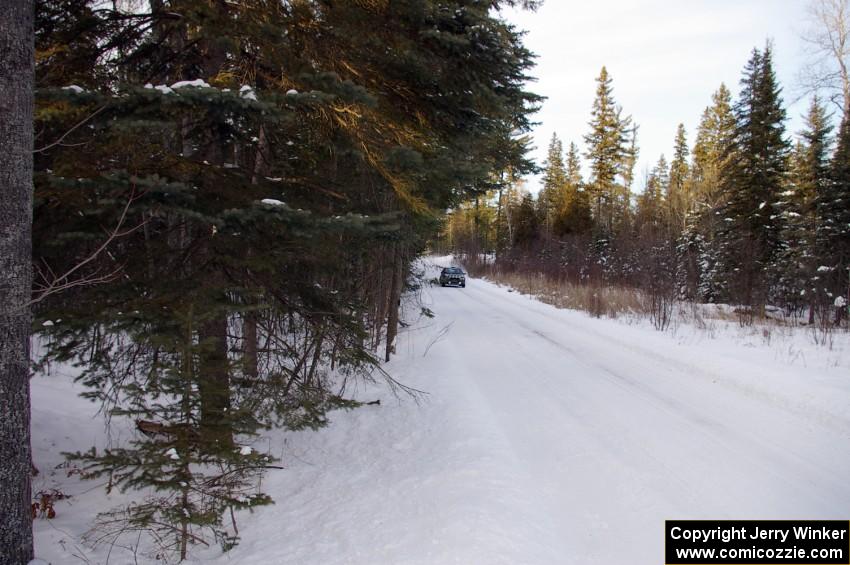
(501, 0), (814, 193)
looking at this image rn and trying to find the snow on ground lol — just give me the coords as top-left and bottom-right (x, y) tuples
(31, 256), (850, 564)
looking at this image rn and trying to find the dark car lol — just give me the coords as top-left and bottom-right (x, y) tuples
(440, 267), (466, 288)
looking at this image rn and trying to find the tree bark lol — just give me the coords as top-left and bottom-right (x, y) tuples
(242, 312), (259, 381)
(194, 3), (232, 445)
(372, 252), (389, 350)
(198, 315), (232, 447)
(242, 125), (270, 382)
(495, 184), (504, 260)
(0, 1), (35, 563)
(384, 246), (405, 363)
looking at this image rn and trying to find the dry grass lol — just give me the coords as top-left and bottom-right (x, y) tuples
(464, 261), (847, 345)
(470, 266), (645, 320)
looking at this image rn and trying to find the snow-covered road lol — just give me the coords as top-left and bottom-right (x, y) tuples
(32, 258), (850, 564)
(215, 259), (850, 564)
(421, 269), (850, 563)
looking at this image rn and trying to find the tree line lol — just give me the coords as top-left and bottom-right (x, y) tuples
(447, 44), (850, 327)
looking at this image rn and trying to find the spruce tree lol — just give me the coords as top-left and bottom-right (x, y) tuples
(823, 105), (850, 309)
(33, 0), (542, 559)
(667, 123), (691, 231)
(619, 120), (640, 227)
(776, 97), (832, 320)
(584, 67), (631, 235)
(636, 155), (669, 238)
(539, 133), (567, 236)
(717, 45), (790, 310)
(668, 124), (699, 300)
(692, 84), (737, 207)
(513, 192), (541, 246)
(566, 142), (583, 188)
(553, 142), (593, 237)
(692, 84), (737, 302)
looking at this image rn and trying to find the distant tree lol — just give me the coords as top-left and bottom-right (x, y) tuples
(553, 142), (593, 237)
(692, 84), (737, 209)
(821, 103), (850, 308)
(636, 155), (669, 238)
(718, 44), (790, 310)
(667, 124), (690, 231)
(565, 142), (583, 187)
(539, 133), (567, 236)
(776, 97), (833, 320)
(801, 0), (850, 113)
(497, 177), (528, 249)
(447, 194), (499, 257)
(691, 84), (737, 302)
(666, 124), (698, 299)
(584, 67), (632, 235)
(513, 192), (541, 246)
(620, 120), (640, 221)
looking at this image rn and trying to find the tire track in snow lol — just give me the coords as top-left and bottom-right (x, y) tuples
(426, 274), (850, 562)
(456, 278), (850, 511)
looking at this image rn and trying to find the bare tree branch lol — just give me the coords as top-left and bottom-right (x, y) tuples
(799, 0), (850, 113)
(33, 105), (108, 154)
(29, 190), (146, 306)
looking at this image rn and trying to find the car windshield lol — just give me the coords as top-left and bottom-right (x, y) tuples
(443, 268), (463, 274)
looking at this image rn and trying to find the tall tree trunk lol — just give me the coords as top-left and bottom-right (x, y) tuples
(473, 195), (480, 255)
(178, 309), (194, 562)
(242, 125), (270, 382)
(242, 312), (259, 382)
(372, 247), (389, 349)
(0, 1), (35, 563)
(306, 329), (324, 387)
(384, 246), (405, 363)
(198, 315), (232, 446)
(495, 186), (503, 260)
(195, 2), (232, 443)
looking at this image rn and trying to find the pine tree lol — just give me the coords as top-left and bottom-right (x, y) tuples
(513, 191), (541, 246)
(566, 142), (583, 188)
(33, 0), (542, 558)
(553, 142), (593, 237)
(668, 124), (698, 299)
(717, 45), (790, 310)
(691, 84), (737, 302)
(822, 105), (850, 310)
(636, 155), (669, 238)
(619, 120), (640, 230)
(539, 133), (567, 236)
(776, 97), (832, 320)
(496, 176), (528, 250)
(667, 123), (690, 231)
(584, 67), (631, 235)
(692, 84), (736, 208)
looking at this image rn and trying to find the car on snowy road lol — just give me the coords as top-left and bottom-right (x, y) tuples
(439, 267), (466, 288)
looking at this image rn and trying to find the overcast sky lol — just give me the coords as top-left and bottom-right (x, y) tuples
(501, 0), (813, 194)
